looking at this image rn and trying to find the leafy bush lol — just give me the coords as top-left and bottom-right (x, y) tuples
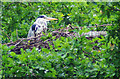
(1, 2), (120, 78)
(1, 35), (116, 78)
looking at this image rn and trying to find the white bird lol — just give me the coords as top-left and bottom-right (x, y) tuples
(27, 15), (58, 38)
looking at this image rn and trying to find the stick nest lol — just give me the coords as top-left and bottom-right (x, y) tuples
(5, 26), (107, 54)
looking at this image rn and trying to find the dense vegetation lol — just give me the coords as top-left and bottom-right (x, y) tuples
(1, 2), (120, 78)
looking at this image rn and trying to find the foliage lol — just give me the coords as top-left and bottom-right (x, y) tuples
(1, 2), (120, 78)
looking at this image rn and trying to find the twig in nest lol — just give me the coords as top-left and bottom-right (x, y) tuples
(14, 40), (23, 46)
(63, 24), (112, 30)
(88, 24), (112, 27)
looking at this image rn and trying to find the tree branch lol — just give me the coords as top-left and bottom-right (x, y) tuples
(0, 28), (11, 41)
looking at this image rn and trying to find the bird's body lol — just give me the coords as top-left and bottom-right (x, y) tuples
(27, 15), (57, 38)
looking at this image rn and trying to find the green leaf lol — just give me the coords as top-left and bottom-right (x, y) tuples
(10, 52), (16, 56)
(42, 48), (50, 53)
(9, 46), (15, 50)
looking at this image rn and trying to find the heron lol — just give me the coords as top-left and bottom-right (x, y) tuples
(27, 15), (58, 38)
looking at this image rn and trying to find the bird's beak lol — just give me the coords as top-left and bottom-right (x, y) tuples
(47, 17), (58, 21)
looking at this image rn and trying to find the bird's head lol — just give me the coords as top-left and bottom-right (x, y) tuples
(36, 15), (58, 22)
(34, 15), (58, 26)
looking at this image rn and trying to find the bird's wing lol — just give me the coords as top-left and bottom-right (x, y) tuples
(27, 26), (35, 38)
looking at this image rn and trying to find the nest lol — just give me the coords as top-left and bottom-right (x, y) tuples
(4, 26), (108, 54)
